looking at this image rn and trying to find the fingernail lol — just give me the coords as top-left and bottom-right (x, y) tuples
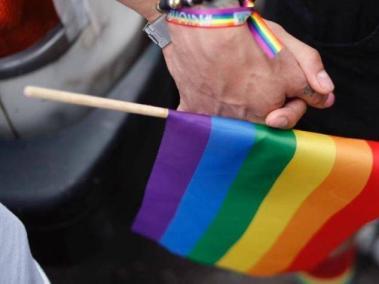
(317, 70), (335, 92)
(324, 93), (335, 108)
(271, 116), (288, 129)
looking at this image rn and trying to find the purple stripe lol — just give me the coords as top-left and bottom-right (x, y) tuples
(132, 110), (211, 240)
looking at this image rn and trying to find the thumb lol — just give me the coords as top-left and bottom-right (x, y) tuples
(265, 99), (307, 129)
(273, 24), (335, 95)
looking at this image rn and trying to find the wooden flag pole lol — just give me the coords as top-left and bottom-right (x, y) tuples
(24, 86), (170, 119)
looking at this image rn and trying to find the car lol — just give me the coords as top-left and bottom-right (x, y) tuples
(0, 0), (178, 278)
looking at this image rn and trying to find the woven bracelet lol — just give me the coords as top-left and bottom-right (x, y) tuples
(165, 0), (283, 58)
(166, 7), (253, 28)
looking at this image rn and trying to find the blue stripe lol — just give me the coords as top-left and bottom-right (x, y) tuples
(159, 117), (256, 256)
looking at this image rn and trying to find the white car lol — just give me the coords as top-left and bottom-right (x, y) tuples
(0, 0), (177, 268)
(0, 0), (143, 138)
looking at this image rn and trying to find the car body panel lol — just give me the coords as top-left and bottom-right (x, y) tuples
(0, 0), (144, 138)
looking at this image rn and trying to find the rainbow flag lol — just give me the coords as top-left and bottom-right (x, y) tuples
(132, 110), (379, 276)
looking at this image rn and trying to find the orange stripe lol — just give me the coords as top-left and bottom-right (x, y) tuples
(249, 137), (372, 275)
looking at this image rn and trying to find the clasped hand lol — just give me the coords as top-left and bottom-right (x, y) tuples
(163, 22), (335, 129)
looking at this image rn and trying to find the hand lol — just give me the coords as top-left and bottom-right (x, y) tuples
(163, 21), (335, 129)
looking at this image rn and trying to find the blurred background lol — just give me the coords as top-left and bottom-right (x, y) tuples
(1, 0), (379, 283)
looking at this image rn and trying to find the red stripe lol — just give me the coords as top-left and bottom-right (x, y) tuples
(306, 246), (356, 278)
(287, 141), (379, 272)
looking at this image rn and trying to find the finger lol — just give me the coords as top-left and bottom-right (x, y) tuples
(271, 23), (335, 95)
(265, 99), (307, 129)
(281, 59), (334, 109)
(291, 84), (335, 109)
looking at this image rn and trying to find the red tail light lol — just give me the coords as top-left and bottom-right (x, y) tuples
(0, 0), (59, 58)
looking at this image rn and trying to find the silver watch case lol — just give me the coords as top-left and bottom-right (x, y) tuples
(143, 15), (171, 48)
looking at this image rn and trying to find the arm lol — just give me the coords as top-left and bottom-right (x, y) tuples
(118, 0), (160, 21)
(118, 0), (335, 128)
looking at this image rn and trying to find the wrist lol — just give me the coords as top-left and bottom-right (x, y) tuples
(144, 8), (161, 22)
(118, 0), (161, 22)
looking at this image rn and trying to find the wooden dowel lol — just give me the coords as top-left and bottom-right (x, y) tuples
(24, 86), (169, 119)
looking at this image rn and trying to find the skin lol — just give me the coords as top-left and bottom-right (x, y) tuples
(118, 0), (353, 274)
(119, 0), (335, 129)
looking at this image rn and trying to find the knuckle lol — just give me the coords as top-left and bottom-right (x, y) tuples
(268, 21), (285, 33)
(308, 48), (322, 64)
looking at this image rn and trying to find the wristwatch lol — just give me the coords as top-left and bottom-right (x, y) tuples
(143, 15), (171, 48)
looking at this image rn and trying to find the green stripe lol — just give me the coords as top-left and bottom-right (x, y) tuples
(189, 125), (297, 264)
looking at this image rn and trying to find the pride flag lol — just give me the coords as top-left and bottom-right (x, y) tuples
(132, 110), (379, 276)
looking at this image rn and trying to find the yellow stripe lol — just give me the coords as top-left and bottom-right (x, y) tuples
(250, 138), (372, 275)
(169, 19), (239, 27)
(217, 131), (336, 272)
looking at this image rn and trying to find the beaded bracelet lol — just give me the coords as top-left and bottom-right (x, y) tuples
(158, 0), (212, 11)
